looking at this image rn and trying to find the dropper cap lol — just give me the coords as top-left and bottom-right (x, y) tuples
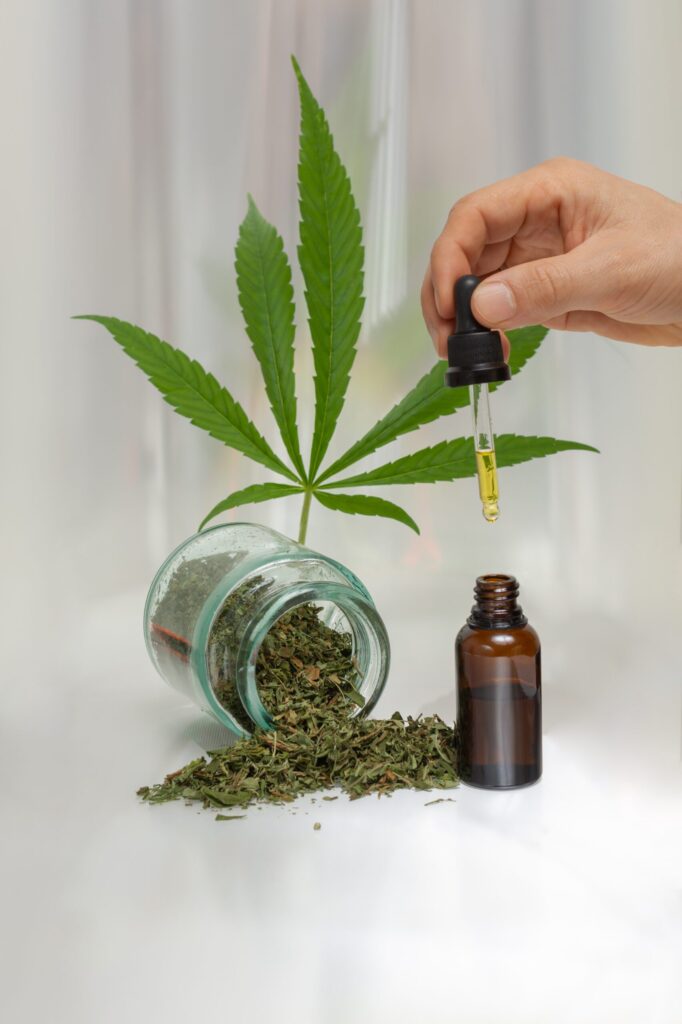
(444, 275), (511, 388)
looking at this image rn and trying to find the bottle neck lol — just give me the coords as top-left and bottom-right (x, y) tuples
(468, 574), (527, 630)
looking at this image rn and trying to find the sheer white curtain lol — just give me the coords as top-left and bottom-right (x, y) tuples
(3, 0), (681, 692)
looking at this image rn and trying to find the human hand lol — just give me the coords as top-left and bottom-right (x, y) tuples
(422, 158), (682, 356)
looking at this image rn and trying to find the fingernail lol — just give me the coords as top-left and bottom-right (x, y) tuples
(474, 282), (516, 324)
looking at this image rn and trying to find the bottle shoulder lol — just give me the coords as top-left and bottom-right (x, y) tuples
(456, 621), (540, 656)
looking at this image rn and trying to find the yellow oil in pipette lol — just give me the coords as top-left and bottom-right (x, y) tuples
(443, 275), (510, 523)
(475, 448), (499, 523)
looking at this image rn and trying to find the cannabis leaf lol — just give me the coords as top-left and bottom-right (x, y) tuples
(79, 61), (597, 544)
(293, 55), (364, 479)
(76, 315), (297, 481)
(495, 324), (548, 385)
(199, 483), (304, 531)
(321, 435), (597, 490)
(236, 196), (304, 478)
(315, 492), (420, 534)
(495, 434), (599, 467)
(317, 362), (469, 484)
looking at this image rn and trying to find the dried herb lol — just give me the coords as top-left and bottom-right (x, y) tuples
(138, 601), (458, 812)
(153, 552), (240, 637)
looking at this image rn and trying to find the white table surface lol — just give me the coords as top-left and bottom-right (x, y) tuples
(4, 586), (681, 1024)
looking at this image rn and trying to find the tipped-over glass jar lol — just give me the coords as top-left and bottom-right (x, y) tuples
(144, 524), (390, 737)
(456, 574), (542, 789)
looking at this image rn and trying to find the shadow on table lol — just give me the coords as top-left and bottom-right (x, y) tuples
(173, 713), (239, 753)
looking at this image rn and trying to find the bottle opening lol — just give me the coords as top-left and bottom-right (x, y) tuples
(477, 573), (517, 588)
(469, 573), (526, 629)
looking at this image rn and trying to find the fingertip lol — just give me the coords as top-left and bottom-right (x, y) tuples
(426, 320), (451, 359)
(430, 240), (470, 320)
(436, 328), (450, 360)
(500, 330), (510, 362)
(433, 281), (455, 321)
(421, 267), (454, 356)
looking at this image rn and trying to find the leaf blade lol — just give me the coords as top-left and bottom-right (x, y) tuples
(317, 324), (550, 482)
(293, 57), (364, 478)
(495, 434), (599, 467)
(199, 483), (304, 531)
(314, 491), (420, 534)
(322, 434), (597, 489)
(236, 196), (304, 476)
(491, 324), (549, 391)
(316, 362), (468, 482)
(322, 438), (474, 488)
(78, 315), (298, 481)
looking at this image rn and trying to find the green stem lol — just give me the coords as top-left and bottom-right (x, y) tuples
(298, 489), (313, 545)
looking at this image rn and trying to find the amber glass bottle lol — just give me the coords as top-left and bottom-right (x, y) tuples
(456, 575), (541, 788)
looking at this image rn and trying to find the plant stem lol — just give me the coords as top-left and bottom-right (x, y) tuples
(298, 489), (313, 545)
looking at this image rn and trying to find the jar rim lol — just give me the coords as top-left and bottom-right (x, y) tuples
(193, 566), (389, 735)
(234, 582), (390, 732)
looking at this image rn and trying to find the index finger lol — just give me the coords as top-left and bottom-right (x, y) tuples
(430, 165), (559, 320)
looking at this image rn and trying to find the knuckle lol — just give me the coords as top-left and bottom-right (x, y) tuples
(446, 193), (478, 223)
(541, 155), (573, 171)
(526, 261), (565, 310)
(540, 156), (597, 183)
(602, 247), (649, 314)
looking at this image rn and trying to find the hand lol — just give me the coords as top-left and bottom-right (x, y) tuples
(422, 158), (682, 357)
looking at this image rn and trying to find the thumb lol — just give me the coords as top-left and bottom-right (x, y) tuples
(471, 250), (601, 329)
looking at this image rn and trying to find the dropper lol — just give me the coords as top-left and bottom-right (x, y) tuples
(444, 275), (511, 522)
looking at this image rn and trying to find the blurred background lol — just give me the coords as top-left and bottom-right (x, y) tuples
(3, 0), (682, 709)
(3, 2), (682, 1021)
(5, 0), (681, 686)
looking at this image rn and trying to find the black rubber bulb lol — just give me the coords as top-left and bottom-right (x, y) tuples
(444, 275), (511, 388)
(455, 274), (488, 334)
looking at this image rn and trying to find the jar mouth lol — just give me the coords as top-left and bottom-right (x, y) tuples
(234, 583), (390, 733)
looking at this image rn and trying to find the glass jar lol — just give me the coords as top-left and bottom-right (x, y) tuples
(144, 523), (390, 737)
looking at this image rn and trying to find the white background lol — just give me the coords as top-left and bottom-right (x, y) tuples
(2, 1), (681, 1021)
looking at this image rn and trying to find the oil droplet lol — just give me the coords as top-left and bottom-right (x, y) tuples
(482, 501), (499, 523)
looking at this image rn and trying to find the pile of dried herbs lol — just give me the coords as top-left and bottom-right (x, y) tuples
(139, 601), (458, 813)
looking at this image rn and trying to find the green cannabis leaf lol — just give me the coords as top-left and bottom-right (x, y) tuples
(236, 196), (304, 478)
(321, 435), (598, 489)
(199, 483), (304, 531)
(314, 492), (420, 535)
(78, 61), (597, 545)
(74, 315), (297, 481)
(293, 55), (364, 479)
